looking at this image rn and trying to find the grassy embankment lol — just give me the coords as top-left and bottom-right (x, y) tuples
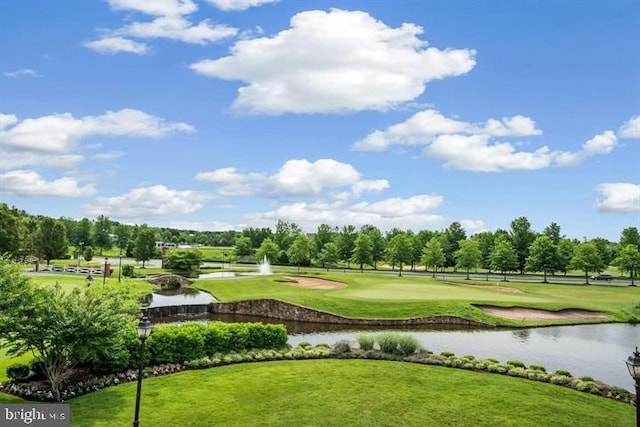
(1, 359), (632, 426)
(196, 271), (640, 327)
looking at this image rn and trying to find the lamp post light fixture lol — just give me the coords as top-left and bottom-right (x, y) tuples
(625, 347), (640, 427)
(133, 316), (152, 427)
(103, 257), (109, 285)
(118, 246), (123, 283)
(77, 241), (84, 267)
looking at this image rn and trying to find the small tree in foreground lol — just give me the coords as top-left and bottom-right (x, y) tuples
(0, 259), (139, 400)
(166, 249), (203, 270)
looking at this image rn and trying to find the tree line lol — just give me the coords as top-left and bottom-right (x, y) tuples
(0, 203), (638, 282)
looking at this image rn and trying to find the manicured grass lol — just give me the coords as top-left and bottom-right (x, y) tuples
(66, 360), (632, 426)
(196, 272), (640, 326)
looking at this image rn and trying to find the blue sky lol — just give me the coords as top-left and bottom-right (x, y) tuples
(1, 0), (638, 241)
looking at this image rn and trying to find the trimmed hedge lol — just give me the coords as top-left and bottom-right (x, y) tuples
(146, 322), (287, 365)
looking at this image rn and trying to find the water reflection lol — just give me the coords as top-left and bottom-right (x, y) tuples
(141, 288), (217, 308)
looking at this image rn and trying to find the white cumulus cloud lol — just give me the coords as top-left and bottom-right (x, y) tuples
(0, 109), (194, 153)
(0, 170), (96, 197)
(83, 37), (149, 55)
(619, 115), (640, 139)
(206, 0), (280, 11)
(83, 185), (213, 219)
(190, 9), (475, 114)
(595, 183), (640, 213)
(3, 68), (40, 78)
(195, 167), (264, 196)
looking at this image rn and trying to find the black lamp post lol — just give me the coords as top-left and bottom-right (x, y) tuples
(133, 316), (152, 427)
(625, 347), (640, 427)
(77, 242), (84, 267)
(103, 257), (109, 285)
(118, 246), (123, 283)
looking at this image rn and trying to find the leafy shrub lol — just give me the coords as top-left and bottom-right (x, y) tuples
(397, 335), (419, 356)
(333, 340), (352, 354)
(6, 363), (30, 381)
(357, 335), (375, 351)
(553, 369), (572, 377)
(297, 342), (312, 349)
(507, 367), (527, 378)
(462, 355), (476, 361)
(376, 334), (398, 354)
(574, 380), (600, 394)
(122, 264), (134, 278)
(506, 359), (526, 368)
(485, 358), (500, 364)
(550, 375), (571, 385)
(578, 376), (594, 382)
(529, 364), (546, 372)
(440, 351), (455, 357)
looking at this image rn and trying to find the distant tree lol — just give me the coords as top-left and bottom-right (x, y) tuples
(421, 237), (445, 278)
(133, 225), (156, 268)
(351, 233), (373, 272)
(313, 224), (336, 258)
(35, 218), (69, 264)
(570, 242), (605, 284)
(590, 237), (616, 266)
(76, 218), (93, 247)
(543, 222), (562, 243)
(361, 224), (385, 269)
(509, 217), (535, 274)
(444, 222), (467, 269)
(337, 225), (357, 269)
(317, 242), (340, 271)
(620, 227), (640, 248)
(255, 237), (280, 265)
(0, 203), (20, 257)
(0, 260), (138, 401)
(613, 244), (640, 285)
(241, 227), (273, 249)
(287, 235), (311, 270)
(385, 233), (413, 276)
(114, 224), (131, 253)
(556, 238), (576, 275)
(455, 239), (481, 280)
(166, 249), (203, 270)
(473, 231), (495, 271)
(491, 235), (518, 281)
(234, 236), (253, 257)
(526, 235), (559, 283)
(93, 215), (112, 255)
(83, 246), (94, 262)
(274, 220), (302, 263)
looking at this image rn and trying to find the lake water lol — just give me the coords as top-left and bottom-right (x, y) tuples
(287, 323), (640, 392)
(165, 313), (639, 391)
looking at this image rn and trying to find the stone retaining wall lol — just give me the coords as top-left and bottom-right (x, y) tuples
(209, 299), (491, 327)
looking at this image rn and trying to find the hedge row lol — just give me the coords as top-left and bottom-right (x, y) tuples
(145, 322), (288, 365)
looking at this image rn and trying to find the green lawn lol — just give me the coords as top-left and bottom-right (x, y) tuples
(196, 272), (640, 326)
(54, 360), (636, 426)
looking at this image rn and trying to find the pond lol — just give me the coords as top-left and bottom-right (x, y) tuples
(158, 313), (639, 392)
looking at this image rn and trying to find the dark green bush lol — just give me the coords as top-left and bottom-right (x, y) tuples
(333, 340), (351, 354)
(122, 264), (134, 278)
(440, 351), (455, 357)
(553, 369), (572, 377)
(6, 363), (30, 381)
(529, 364), (546, 372)
(146, 322), (286, 365)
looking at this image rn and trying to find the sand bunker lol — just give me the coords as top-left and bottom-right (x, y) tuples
(282, 276), (346, 290)
(478, 305), (608, 320)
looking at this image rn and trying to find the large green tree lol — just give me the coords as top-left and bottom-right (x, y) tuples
(337, 225), (357, 269)
(509, 216), (535, 274)
(444, 222), (467, 269)
(421, 237), (445, 278)
(351, 232), (373, 272)
(36, 218), (69, 264)
(255, 237), (280, 264)
(570, 242), (605, 284)
(274, 220), (302, 263)
(313, 224), (336, 258)
(385, 233), (413, 277)
(613, 244), (640, 285)
(0, 260), (138, 401)
(525, 235), (559, 283)
(0, 203), (21, 257)
(316, 242), (340, 271)
(287, 234), (311, 269)
(491, 235), (518, 281)
(620, 227), (640, 248)
(360, 224), (385, 269)
(455, 239), (481, 280)
(133, 225), (156, 268)
(234, 236), (253, 257)
(93, 215), (113, 255)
